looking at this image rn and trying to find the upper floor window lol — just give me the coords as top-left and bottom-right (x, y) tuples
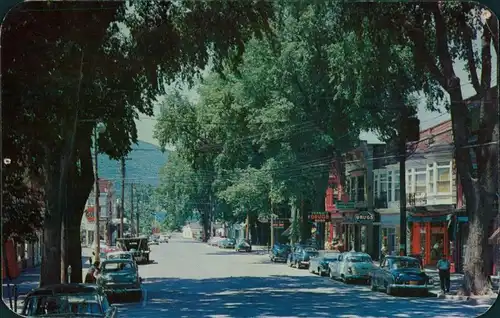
(388, 171), (393, 202)
(406, 169), (412, 193)
(394, 171), (400, 202)
(427, 164), (435, 193)
(357, 176), (365, 202)
(436, 161), (452, 193)
(415, 168), (426, 195)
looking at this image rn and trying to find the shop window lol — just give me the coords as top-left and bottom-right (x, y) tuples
(394, 171), (400, 202)
(388, 171), (393, 202)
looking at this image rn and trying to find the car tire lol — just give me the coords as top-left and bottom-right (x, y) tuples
(370, 278), (377, 291)
(329, 270), (334, 280)
(386, 284), (393, 296)
(318, 268), (322, 276)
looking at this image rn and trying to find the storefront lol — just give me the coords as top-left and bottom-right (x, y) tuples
(409, 213), (451, 267)
(379, 213), (400, 257)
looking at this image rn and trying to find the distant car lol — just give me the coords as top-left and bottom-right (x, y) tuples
(218, 238), (236, 249)
(209, 237), (225, 247)
(287, 245), (319, 269)
(337, 252), (374, 284)
(21, 284), (117, 317)
(370, 256), (430, 296)
(235, 239), (252, 252)
(97, 259), (143, 302)
(159, 235), (169, 243)
(148, 239), (159, 246)
(309, 252), (341, 276)
(270, 243), (292, 262)
(116, 237), (151, 264)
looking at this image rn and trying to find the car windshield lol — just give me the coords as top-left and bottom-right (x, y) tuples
(390, 259), (421, 270)
(108, 253), (132, 260)
(101, 261), (135, 273)
(323, 255), (339, 261)
(227, 239), (235, 243)
(346, 255), (372, 263)
(23, 294), (103, 316)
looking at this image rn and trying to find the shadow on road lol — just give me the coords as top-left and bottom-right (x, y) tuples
(117, 275), (490, 318)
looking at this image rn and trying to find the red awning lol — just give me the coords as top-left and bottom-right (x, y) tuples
(488, 227), (500, 244)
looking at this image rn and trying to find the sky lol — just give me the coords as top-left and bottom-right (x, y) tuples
(135, 37), (497, 149)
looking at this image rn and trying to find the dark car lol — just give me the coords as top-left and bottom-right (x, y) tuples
(270, 243), (292, 262)
(235, 239), (252, 252)
(97, 259), (143, 302)
(219, 238), (236, 249)
(309, 252), (341, 276)
(370, 256), (430, 296)
(287, 245), (319, 269)
(21, 284), (117, 317)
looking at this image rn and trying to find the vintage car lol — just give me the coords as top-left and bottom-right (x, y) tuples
(370, 256), (430, 296)
(337, 252), (374, 283)
(106, 251), (134, 261)
(97, 259), (143, 302)
(218, 238), (236, 249)
(116, 236), (151, 264)
(235, 239), (252, 252)
(287, 245), (319, 269)
(21, 284), (117, 317)
(309, 252), (341, 276)
(208, 236), (224, 246)
(159, 235), (169, 243)
(270, 243), (292, 263)
(328, 253), (343, 280)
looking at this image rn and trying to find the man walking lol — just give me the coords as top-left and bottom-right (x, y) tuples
(437, 253), (451, 293)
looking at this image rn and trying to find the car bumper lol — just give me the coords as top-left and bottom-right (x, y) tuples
(299, 261), (310, 266)
(104, 284), (142, 294)
(345, 274), (370, 280)
(273, 256), (287, 262)
(389, 283), (429, 290)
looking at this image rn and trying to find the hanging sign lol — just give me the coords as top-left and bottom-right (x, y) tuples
(355, 211), (375, 224)
(272, 220), (285, 228)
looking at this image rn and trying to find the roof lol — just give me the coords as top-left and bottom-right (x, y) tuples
(27, 284), (100, 297)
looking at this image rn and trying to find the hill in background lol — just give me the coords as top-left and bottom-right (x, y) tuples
(98, 140), (169, 197)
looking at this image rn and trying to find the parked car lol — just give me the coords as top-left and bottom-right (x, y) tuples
(116, 236), (151, 264)
(106, 251), (134, 261)
(21, 284), (117, 317)
(287, 245), (319, 269)
(235, 239), (252, 252)
(209, 236), (224, 247)
(148, 238), (159, 246)
(97, 259), (143, 302)
(370, 256), (430, 296)
(159, 235), (169, 243)
(337, 252), (373, 283)
(270, 243), (292, 262)
(309, 252), (341, 276)
(328, 253), (343, 280)
(218, 238), (236, 249)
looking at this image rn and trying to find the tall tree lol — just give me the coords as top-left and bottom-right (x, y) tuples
(2, 0), (274, 286)
(339, 2), (498, 295)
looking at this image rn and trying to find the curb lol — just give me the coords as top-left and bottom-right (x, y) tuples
(428, 291), (497, 306)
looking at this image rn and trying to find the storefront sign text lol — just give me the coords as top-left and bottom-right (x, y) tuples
(335, 200), (356, 210)
(309, 212), (330, 222)
(272, 221), (285, 229)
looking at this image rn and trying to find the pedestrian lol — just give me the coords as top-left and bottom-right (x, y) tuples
(380, 244), (387, 266)
(437, 253), (451, 293)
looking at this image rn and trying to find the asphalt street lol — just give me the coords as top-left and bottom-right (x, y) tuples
(115, 234), (493, 318)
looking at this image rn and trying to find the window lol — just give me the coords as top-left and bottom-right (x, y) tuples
(427, 164), (435, 193)
(349, 177), (356, 199)
(374, 173), (379, 198)
(394, 171), (400, 201)
(380, 171), (387, 197)
(415, 169), (426, 195)
(357, 176), (365, 202)
(388, 171), (393, 201)
(407, 172), (413, 194)
(436, 161), (451, 193)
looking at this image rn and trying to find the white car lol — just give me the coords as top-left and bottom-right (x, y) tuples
(209, 236), (225, 246)
(106, 251), (134, 261)
(337, 252), (374, 284)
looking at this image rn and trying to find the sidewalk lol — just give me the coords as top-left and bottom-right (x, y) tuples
(2, 248), (93, 313)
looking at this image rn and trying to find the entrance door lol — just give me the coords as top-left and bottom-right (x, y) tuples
(429, 224), (447, 265)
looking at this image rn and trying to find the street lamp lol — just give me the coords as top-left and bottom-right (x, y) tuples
(94, 122), (106, 262)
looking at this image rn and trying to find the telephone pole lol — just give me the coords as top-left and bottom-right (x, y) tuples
(120, 158), (125, 238)
(130, 183), (134, 236)
(399, 105), (408, 256)
(136, 188), (140, 235)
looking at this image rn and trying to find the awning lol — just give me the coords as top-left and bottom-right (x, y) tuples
(407, 214), (451, 223)
(489, 227), (500, 244)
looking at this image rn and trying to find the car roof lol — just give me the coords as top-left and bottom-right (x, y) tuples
(107, 251), (132, 255)
(101, 258), (134, 264)
(344, 252), (370, 256)
(26, 284), (100, 297)
(386, 256), (418, 261)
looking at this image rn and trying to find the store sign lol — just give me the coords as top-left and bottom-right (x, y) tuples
(309, 212), (330, 222)
(272, 220), (285, 229)
(355, 211), (375, 224)
(335, 200), (356, 210)
(85, 208), (95, 222)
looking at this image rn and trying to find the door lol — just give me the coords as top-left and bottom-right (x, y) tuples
(430, 224), (446, 264)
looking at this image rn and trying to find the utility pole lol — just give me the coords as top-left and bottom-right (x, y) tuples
(120, 158), (125, 238)
(399, 106), (408, 256)
(136, 188), (140, 235)
(93, 128), (101, 262)
(130, 183), (134, 236)
(270, 203), (275, 248)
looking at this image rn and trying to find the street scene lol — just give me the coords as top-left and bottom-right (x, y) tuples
(2, 1), (500, 317)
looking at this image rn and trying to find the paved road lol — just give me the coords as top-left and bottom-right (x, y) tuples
(116, 234), (492, 318)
